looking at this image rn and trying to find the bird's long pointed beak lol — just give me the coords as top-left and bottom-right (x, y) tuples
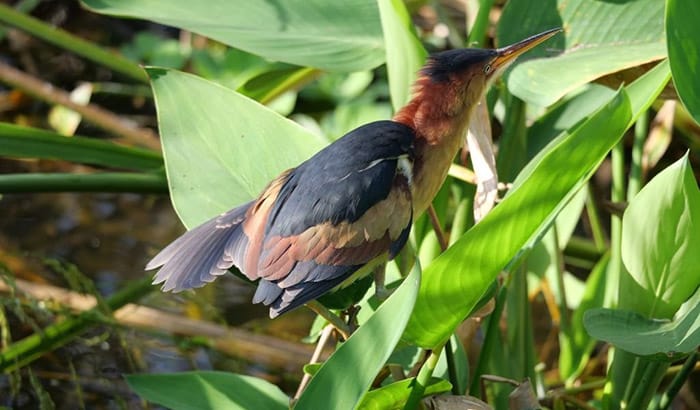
(491, 28), (561, 71)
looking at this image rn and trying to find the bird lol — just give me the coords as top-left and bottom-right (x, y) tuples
(146, 28), (561, 319)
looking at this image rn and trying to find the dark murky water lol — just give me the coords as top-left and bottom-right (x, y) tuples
(0, 190), (314, 408)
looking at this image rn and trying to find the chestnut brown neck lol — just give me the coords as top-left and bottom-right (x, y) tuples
(393, 74), (478, 214)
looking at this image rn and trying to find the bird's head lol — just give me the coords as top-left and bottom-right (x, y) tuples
(423, 28), (561, 100)
(395, 28), (561, 143)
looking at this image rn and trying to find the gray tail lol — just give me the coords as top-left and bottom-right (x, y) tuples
(147, 202), (251, 292)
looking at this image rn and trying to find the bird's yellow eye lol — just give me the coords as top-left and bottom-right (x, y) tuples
(483, 63), (492, 74)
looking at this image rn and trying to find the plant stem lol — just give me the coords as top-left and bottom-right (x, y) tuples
(627, 110), (648, 199)
(0, 3), (148, 83)
(585, 184), (607, 251)
(0, 61), (159, 149)
(0, 172), (167, 193)
(0, 277), (154, 372)
(293, 324), (335, 400)
(404, 345), (444, 410)
(0, 123), (163, 171)
(656, 351), (698, 410)
(469, 284), (507, 396)
(627, 360), (668, 409)
(467, 0), (496, 47)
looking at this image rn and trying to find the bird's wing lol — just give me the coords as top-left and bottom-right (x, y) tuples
(238, 120), (416, 315)
(148, 120), (416, 317)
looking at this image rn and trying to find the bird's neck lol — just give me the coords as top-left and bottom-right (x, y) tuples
(393, 77), (475, 215)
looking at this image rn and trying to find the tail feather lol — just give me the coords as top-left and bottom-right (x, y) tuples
(147, 203), (251, 292)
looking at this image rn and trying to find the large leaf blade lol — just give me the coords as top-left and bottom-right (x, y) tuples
(621, 154), (700, 319)
(147, 68), (325, 227)
(403, 90), (632, 348)
(584, 287), (700, 359)
(500, 0), (666, 106)
(126, 371), (288, 410)
(666, 0), (700, 123)
(82, 0), (385, 72)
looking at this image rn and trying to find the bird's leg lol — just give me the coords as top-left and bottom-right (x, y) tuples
(373, 262), (391, 301)
(305, 300), (351, 340)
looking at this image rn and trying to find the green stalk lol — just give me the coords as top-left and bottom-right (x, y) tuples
(404, 345), (444, 410)
(585, 184), (607, 251)
(564, 236), (604, 265)
(0, 123), (163, 171)
(627, 110), (648, 199)
(0, 3), (147, 83)
(656, 351), (698, 410)
(603, 142), (627, 410)
(552, 226), (570, 335)
(0, 277), (154, 372)
(444, 339), (460, 395)
(0, 172), (167, 193)
(469, 285), (507, 396)
(627, 361), (669, 409)
(467, 0), (496, 46)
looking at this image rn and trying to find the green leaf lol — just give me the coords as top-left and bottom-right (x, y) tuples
(377, 0), (427, 111)
(0, 123), (163, 171)
(82, 0), (385, 72)
(621, 154), (700, 319)
(403, 90), (632, 349)
(666, 0), (700, 124)
(0, 172), (166, 193)
(500, 0), (666, 106)
(357, 377), (451, 410)
(294, 265), (420, 409)
(126, 371), (288, 410)
(147, 68), (326, 227)
(584, 287), (700, 360)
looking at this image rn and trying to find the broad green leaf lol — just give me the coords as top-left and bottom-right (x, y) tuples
(377, 0), (427, 111)
(82, 0), (385, 72)
(403, 90), (632, 348)
(295, 265), (420, 409)
(584, 287), (700, 359)
(525, 85), (616, 159)
(126, 371), (288, 410)
(147, 68), (325, 227)
(358, 377), (451, 410)
(666, 0), (700, 124)
(0, 123), (163, 171)
(621, 154), (700, 319)
(499, 0), (666, 106)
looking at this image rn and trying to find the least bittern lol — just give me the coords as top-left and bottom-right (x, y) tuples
(147, 28), (560, 318)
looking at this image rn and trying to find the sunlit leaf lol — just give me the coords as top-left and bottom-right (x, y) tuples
(83, 0), (385, 72)
(403, 90), (632, 348)
(621, 154), (700, 319)
(666, 0), (700, 124)
(147, 68), (326, 227)
(295, 266), (420, 409)
(358, 377), (451, 410)
(126, 371), (288, 410)
(500, 0), (666, 106)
